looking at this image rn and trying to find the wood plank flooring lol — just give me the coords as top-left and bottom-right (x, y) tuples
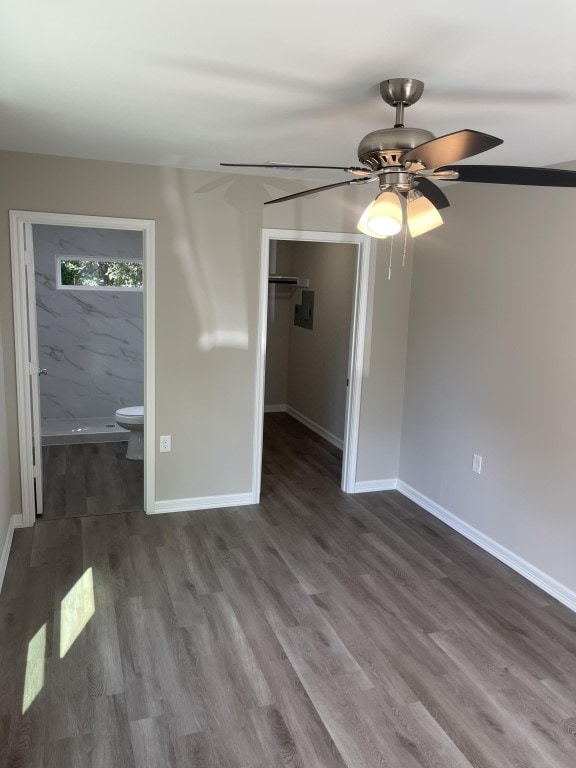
(41, 442), (143, 519)
(1, 412), (575, 767)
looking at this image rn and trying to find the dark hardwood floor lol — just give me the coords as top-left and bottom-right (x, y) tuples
(41, 442), (143, 519)
(1, 412), (575, 767)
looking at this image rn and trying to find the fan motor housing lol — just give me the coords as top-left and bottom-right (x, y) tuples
(358, 126), (435, 170)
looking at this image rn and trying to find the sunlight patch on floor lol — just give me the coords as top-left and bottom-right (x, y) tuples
(59, 567), (95, 658)
(22, 623), (46, 714)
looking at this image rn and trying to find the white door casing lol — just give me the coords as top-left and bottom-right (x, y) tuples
(10, 211), (156, 526)
(254, 228), (373, 498)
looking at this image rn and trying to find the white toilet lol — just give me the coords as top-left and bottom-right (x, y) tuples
(115, 406), (144, 460)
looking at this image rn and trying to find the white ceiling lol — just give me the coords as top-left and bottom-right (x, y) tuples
(2, 1), (576, 180)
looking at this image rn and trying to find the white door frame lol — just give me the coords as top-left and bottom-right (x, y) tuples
(10, 211), (155, 526)
(253, 228), (372, 498)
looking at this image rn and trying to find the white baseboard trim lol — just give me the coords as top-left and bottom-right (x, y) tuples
(285, 406), (344, 450)
(0, 514), (23, 594)
(264, 404), (287, 413)
(397, 481), (576, 614)
(152, 492), (257, 515)
(353, 479), (398, 493)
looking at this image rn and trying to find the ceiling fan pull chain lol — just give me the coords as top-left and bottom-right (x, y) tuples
(402, 223), (408, 268)
(388, 236), (394, 281)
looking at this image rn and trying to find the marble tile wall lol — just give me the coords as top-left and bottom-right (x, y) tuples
(33, 224), (144, 420)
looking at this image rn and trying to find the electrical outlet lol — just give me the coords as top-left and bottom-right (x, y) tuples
(472, 454), (482, 474)
(160, 435), (171, 452)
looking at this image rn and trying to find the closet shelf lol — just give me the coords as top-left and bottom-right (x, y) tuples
(268, 275), (309, 287)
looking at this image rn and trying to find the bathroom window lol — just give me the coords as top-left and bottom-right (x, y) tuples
(57, 256), (143, 290)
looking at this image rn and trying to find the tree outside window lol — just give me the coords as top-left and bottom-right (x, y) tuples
(58, 258), (143, 289)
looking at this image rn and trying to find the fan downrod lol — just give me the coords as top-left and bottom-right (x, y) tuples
(357, 79), (432, 171)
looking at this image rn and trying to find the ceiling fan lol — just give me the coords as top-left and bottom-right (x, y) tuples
(222, 77), (576, 239)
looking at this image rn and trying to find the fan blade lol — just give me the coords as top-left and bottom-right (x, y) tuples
(414, 177), (450, 210)
(264, 179), (358, 205)
(221, 162), (373, 176)
(402, 130), (503, 170)
(436, 164), (576, 187)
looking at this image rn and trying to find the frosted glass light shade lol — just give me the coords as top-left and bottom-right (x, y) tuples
(365, 189), (403, 236)
(407, 191), (443, 237)
(357, 200), (388, 237)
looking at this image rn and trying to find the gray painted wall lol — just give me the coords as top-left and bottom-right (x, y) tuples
(33, 224), (144, 420)
(0, 150), (411, 520)
(287, 241), (356, 441)
(401, 162), (576, 595)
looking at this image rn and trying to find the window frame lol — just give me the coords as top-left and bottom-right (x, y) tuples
(55, 254), (144, 291)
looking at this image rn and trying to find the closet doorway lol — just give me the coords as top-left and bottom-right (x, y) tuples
(254, 229), (371, 498)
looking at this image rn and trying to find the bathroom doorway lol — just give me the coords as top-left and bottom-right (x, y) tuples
(253, 229), (371, 499)
(10, 212), (155, 526)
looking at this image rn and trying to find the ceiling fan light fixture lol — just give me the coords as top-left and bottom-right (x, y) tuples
(406, 189), (443, 237)
(364, 188), (403, 237)
(356, 200), (387, 238)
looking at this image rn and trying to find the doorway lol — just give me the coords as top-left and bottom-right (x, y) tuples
(253, 229), (371, 499)
(10, 212), (155, 526)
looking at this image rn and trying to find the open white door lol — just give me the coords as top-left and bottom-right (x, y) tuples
(22, 223), (44, 517)
(11, 219), (44, 522)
